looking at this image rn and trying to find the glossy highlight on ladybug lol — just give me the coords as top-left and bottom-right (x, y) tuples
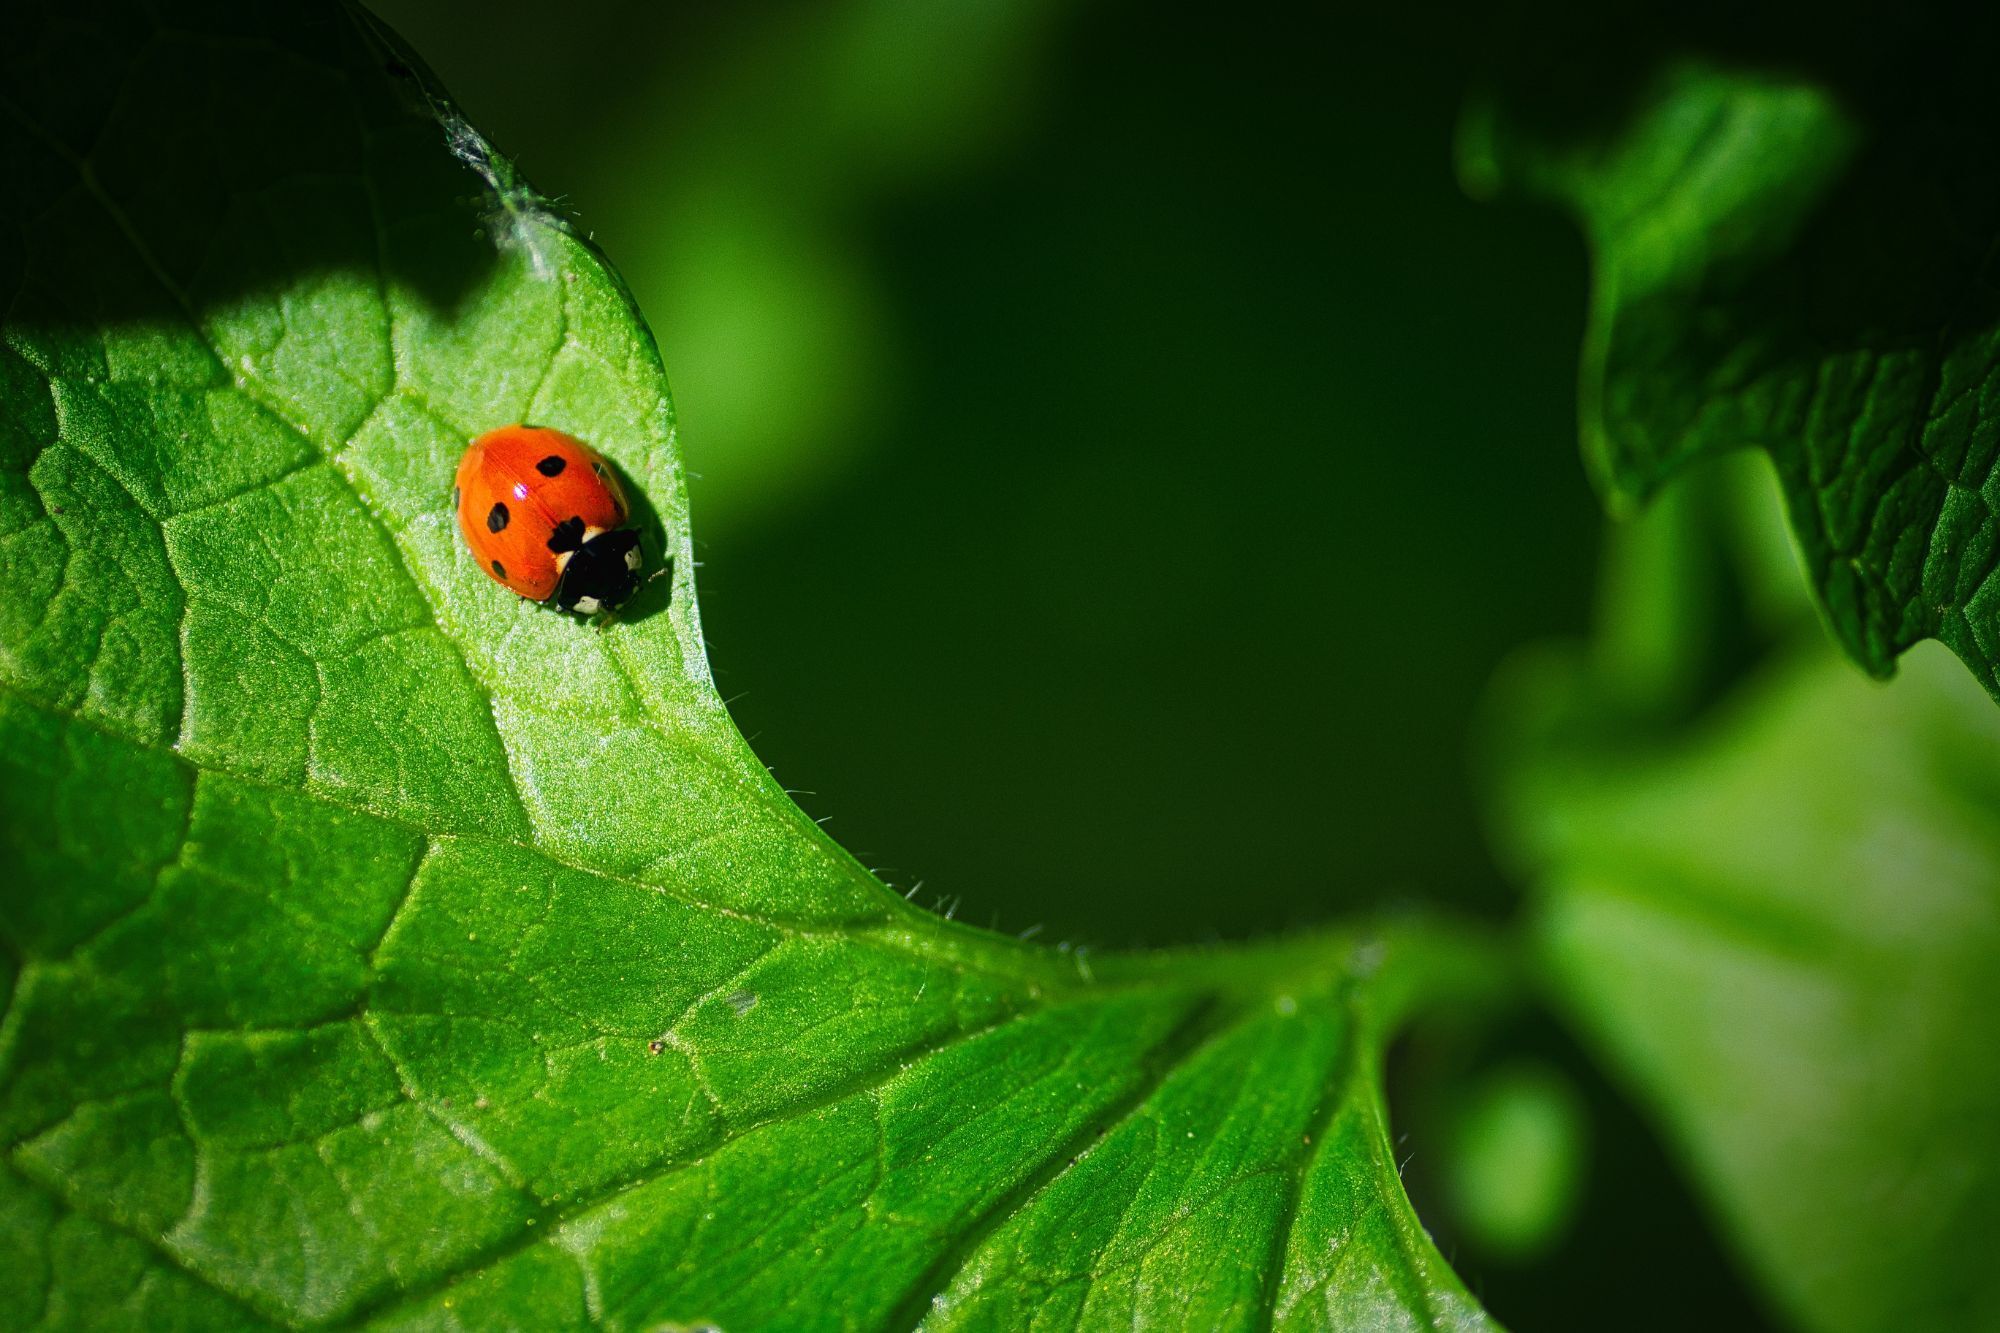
(453, 425), (645, 615)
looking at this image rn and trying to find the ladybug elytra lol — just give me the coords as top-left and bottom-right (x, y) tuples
(453, 425), (645, 615)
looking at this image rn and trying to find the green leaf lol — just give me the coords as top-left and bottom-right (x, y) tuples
(0, 4), (1502, 1327)
(1462, 25), (2000, 698)
(1492, 477), (2000, 1333)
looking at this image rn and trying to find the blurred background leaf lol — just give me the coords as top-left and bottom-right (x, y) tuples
(1466, 3), (2000, 702)
(1464, 14), (2000, 1317)
(1490, 457), (2000, 1332)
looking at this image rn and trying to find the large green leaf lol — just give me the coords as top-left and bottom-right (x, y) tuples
(1462, 16), (2000, 698)
(1491, 472), (2000, 1333)
(0, 4), (1500, 1327)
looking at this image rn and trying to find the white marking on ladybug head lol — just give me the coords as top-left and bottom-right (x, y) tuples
(624, 546), (642, 571)
(574, 595), (602, 615)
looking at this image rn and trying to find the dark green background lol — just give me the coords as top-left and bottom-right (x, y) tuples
(370, 2), (1766, 1325)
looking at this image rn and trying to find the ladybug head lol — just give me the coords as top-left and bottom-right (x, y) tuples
(553, 528), (644, 615)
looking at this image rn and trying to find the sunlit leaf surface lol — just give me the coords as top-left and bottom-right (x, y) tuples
(1494, 475), (2000, 1333)
(0, 4), (1498, 1327)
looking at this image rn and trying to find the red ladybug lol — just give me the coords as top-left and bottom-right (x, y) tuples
(453, 425), (645, 614)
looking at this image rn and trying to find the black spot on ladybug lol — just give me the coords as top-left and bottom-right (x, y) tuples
(546, 516), (585, 553)
(487, 502), (509, 533)
(491, 559), (506, 579)
(536, 454), (567, 477)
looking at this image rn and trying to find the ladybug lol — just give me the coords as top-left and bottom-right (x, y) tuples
(453, 425), (646, 615)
